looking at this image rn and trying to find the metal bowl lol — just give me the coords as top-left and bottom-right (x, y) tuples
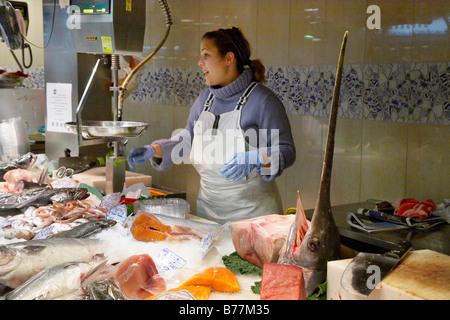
(66, 121), (149, 138)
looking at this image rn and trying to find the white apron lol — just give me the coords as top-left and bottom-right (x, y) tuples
(190, 82), (283, 223)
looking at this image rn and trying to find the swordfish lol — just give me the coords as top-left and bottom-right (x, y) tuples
(278, 31), (348, 296)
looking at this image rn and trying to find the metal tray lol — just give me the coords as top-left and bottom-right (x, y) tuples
(66, 121), (149, 139)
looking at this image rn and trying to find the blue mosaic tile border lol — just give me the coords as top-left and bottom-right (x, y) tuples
(5, 63), (447, 125)
(129, 62), (449, 125)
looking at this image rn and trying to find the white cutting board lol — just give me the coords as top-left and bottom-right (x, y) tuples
(327, 249), (450, 300)
(72, 167), (152, 191)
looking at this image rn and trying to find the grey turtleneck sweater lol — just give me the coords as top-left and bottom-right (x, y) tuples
(152, 69), (296, 182)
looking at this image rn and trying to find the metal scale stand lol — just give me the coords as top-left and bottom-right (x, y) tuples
(65, 0), (172, 194)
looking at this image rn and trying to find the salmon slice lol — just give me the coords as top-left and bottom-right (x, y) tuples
(131, 213), (203, 242)
(114, 254), (166, 300)
(182, 267), (240, 293)
(131, 213), (172, 242)
(146, 285), (211, 300)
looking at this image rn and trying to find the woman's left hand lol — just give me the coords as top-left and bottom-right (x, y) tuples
(220, 150), (264, 181)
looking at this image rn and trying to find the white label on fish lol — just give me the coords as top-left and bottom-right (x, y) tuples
(154, 248), (187, 272)
(32, 224), (54, 240)
(105, 204), (128, 226)
(200, 232), (217, 258)
(100, 193), (121, 210)
(153, 290), (195, 300)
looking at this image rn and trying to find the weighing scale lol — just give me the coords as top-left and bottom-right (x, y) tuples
(65, 0), (172, 194)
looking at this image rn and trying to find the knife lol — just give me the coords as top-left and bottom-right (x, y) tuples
(340, 240), (412, 296)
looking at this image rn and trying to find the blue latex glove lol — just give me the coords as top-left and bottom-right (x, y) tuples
(127, 146), (155, 169)
(220, 150), (264, 181)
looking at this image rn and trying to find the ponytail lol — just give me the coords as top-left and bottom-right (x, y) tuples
(250, 59), (266, 83)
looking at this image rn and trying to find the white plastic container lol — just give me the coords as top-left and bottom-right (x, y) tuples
(0, 117), (30, 162)
(134, 198), (190, 219)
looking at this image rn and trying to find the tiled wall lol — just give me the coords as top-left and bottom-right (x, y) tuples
(124, 0), (449, 213)
(130, 62), (449, 124)
(5, 1), (448, 212)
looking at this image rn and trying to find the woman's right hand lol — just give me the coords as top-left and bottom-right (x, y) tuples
(127, 146), (155, 169)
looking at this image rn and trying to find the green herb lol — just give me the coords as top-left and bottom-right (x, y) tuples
(126, 203), (134, 216)
(97, 151), (123, 167)
(222, 252), (263, 276)
(307, 280), (327, 300)
(251, 281), (261, 294)
(97, 157), (106, 166)
(222, 252), (263, 296)
(113, 158), (124, 167)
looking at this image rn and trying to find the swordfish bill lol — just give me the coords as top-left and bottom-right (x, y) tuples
(298, 31), (348, 296)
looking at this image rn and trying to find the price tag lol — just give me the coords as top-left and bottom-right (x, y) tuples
(200, 232), (216, 258)
(106, 204), (128, 226)
(32, 225), (54, 240)
(154, 248), (187, 272)
(152, 290), (195, 300)
(100, 192), (121, 210)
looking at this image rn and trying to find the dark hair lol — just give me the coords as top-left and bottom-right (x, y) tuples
(202, 27), (266, 83)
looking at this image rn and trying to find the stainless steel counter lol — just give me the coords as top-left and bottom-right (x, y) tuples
(305, 201), (449, 255)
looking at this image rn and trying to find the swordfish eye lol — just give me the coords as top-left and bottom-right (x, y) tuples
(308, 238), (320, 252)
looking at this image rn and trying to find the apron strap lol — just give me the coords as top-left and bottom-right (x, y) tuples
(236, 82), (258, 110)
(203, 92), (214, 111)
(203, 81), (258, 112)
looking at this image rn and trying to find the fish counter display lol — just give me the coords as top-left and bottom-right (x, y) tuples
(0, 210), (263, 300)
(0, 154), (263, 300)
(1, 152), (449, 301)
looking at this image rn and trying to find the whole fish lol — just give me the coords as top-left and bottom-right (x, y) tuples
(0, 153), (36, 181)
(0, 238), (107, 289)
(4, 259), (106, 300)
(51, 219), (117, 239)
(84, 277), (127, 300)
(0, 187), (88, 211)
(278, 31), (348, 297)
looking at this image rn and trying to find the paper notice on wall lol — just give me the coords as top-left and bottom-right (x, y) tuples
(46, 82), (72, 133)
